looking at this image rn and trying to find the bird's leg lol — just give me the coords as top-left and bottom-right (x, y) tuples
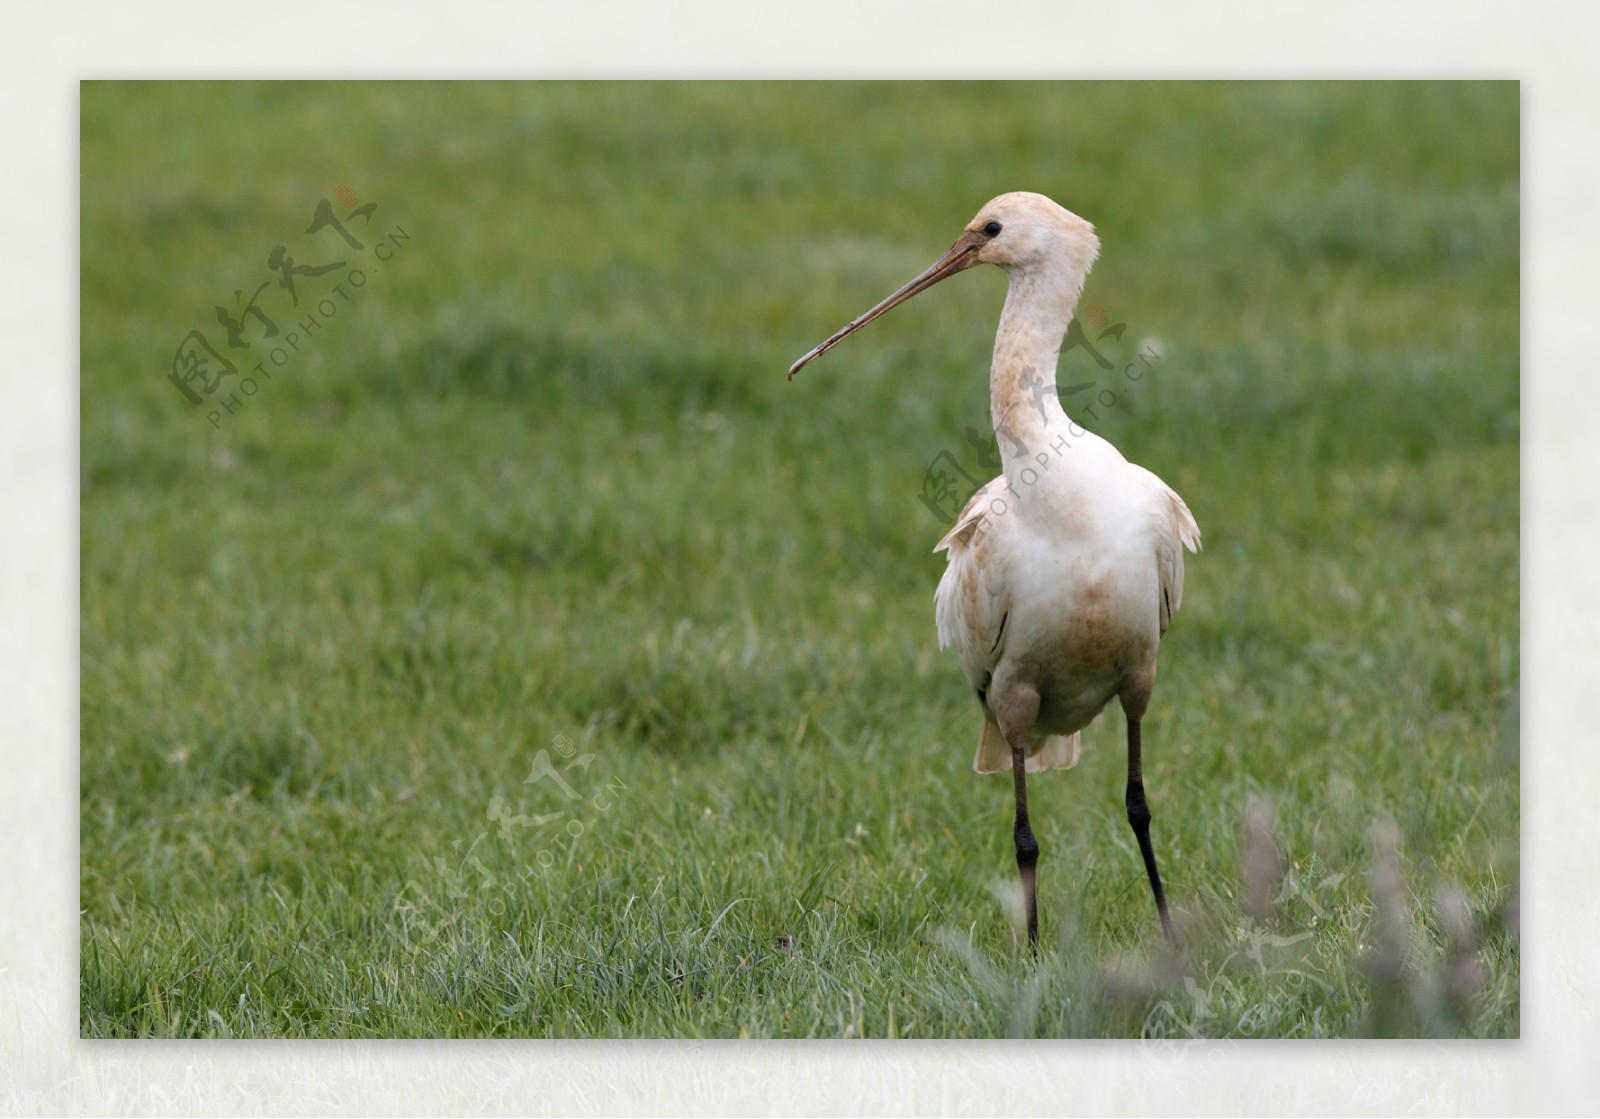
(1011, 742), (1040, 948)
(992, 681), (1043, 954)
(992, 688), (1043, 947)
(1125, 718), (1174, 943)
(995, 685), (1042, 950)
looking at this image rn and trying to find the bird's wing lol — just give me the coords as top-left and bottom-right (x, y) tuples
(933, 479), (1012, 693)
(1129, 465), (1202, 635)
(936, 480), (1082, 774)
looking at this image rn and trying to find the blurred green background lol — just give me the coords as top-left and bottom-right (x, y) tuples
(80, 81), (1518, 1037)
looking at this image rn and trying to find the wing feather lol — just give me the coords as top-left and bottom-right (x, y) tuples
(933, 479), (1011, 694)
(1128, 466), (1201, 635)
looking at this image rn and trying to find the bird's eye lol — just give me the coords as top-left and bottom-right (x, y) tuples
(983, 220), (1003, 237)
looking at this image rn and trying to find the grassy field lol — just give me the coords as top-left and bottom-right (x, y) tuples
(79, 81), (1519, 1038)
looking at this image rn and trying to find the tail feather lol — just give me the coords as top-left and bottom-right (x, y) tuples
(1031, 732), (1083, 772)
(973, 714), (1082, 774)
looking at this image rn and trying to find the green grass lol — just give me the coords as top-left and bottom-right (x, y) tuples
(80, 80), (1519, 1038)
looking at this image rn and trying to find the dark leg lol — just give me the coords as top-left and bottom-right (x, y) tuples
(1011, 743), (1040, 948)
(1125, 718), (1174, 943)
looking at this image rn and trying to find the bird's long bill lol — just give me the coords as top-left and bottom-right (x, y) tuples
(787, 230), (985, 379)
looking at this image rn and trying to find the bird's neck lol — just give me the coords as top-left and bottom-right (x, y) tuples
(988, 268), (1084, 476)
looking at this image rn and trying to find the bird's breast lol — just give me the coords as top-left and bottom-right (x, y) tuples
(995, 538), (1160, 735)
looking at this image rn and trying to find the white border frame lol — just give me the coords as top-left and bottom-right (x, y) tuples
(7, 2), (1594, 1113)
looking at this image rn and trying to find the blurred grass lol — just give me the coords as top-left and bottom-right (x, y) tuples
(80, 80), (1518, 1037)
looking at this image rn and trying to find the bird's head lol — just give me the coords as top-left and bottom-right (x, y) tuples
(788, 192), (1100, 379)
(965, 192), (1100, 278)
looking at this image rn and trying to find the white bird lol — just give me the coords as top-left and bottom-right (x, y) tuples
(789, 192), (1200, 945)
